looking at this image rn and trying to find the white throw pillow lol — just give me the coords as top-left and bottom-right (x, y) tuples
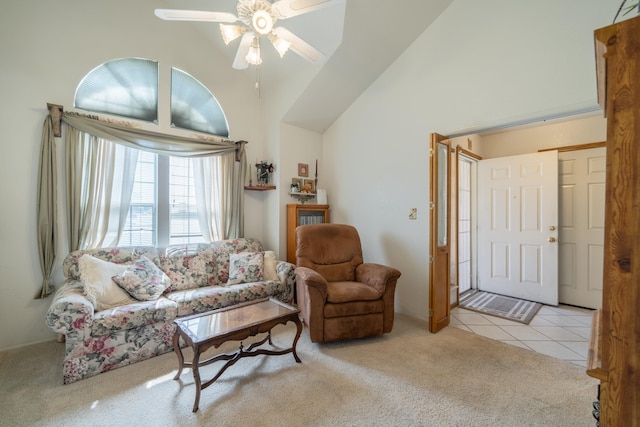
(263, 250), (278, 281)
(79, 254), (137, 311)
(226, 252), (264, 285)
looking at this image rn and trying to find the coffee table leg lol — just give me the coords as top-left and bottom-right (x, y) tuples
(192, 349), (202, 412)
(172, 329), (184, 380)
(292, 318), (303, 363)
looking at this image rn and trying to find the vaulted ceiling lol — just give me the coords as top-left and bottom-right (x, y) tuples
(162, 0), (454, 132)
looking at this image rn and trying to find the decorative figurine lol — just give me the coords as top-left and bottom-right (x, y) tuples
(255, 161), (274, 185)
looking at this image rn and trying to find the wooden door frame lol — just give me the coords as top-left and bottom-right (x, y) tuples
(429, 133), (451, 332)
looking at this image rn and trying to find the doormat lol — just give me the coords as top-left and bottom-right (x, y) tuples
(458, 291), (542, 325)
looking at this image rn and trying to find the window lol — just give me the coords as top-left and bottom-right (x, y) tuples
(168, 156), (203, 245)
(119, 152), (204, 246)
(74, 58), (229, 247)
(75, 58), (159, 122)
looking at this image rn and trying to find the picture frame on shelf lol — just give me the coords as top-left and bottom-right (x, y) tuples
(291, 178), (303, 192)
(303, 179), (315, 193)
(298, 163), (309, 177)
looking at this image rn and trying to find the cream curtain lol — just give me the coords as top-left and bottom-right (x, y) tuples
(36, 116), (57, 298)
(65, 127), (138, 251)
(36, 111), (247, 299)
(193, 153), (246, 242)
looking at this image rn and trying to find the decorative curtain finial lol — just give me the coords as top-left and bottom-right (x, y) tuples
(47, 103), (64, 137)
(235, 140), (248, 162)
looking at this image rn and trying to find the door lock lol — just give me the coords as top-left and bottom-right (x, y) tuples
(549, 226), (556, 231)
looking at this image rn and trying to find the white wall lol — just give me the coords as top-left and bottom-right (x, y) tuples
(321, 0), (614, 321)
(481, 115), (607, 158)
(277, 124), (323, 260)
(0, 0), (263, 350)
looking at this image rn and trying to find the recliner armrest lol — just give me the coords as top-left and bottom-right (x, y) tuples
(294, 266), (328, 300)
(355, 263), (402, 294)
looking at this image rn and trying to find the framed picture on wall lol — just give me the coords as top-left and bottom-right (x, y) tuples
(291, 178), (303, 192)
(303, 179), (315, 193)
(298, 163), (309, 177)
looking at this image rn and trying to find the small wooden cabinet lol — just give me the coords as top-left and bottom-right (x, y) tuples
(286, 204), (329, 264)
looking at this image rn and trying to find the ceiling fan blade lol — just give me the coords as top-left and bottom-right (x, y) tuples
(272, 27), (325, 63)
(232, 33), (254, 70)
(154, 9), (238, 23)
(271, 0), (337, 19)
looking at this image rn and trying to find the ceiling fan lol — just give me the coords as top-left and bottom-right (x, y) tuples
(155, 0), (337, 70)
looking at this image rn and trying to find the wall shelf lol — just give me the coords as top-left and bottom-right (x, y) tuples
(289, 192), (316, 204)
(245, 185), (276, 191)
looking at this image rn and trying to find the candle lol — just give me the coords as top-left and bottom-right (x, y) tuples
(315, 159), (318, 177)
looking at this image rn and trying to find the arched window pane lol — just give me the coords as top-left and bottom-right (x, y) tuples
(74, 58), (158, 122)
(171, 67), (229, 137)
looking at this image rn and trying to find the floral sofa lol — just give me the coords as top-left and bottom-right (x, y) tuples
(46, 238), (295, 384)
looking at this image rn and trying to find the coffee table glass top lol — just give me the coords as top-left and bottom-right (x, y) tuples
(178, 299), (297, 342)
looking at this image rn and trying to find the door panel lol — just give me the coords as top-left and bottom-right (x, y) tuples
(558, 147), (605, 308)
(429, 133), (450, 332)
(478, 151), (559, 305)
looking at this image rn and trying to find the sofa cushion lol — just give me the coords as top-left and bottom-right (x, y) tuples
(79, 255), (137, 311)
(159, 244), (217, 291)
(90, 297), (178, 336)
(263, 251), (278, 281)
(207, 238), (264, 284)
(64, 247), (159, 281)
(112, 256), (172, 301)
(167, 280), (288, 317)
(227, 252), (264, 285)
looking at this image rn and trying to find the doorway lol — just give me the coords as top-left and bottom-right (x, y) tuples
(451, 145), (606, 309)
(452, 147), (480, 306)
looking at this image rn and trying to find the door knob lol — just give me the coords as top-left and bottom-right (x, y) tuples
(548, 237), (556, 243)
(549, 226), (556, 231)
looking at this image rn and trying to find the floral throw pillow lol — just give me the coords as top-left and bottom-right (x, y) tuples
(112, 256), (172, 301)
(226, 252), (264, 285)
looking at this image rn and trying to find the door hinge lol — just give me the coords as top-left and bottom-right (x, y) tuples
(429, 308), (434, 317)
(429, 255), (435, 264)
(429, 201), (435, 210)
(429, 148), (434, 157)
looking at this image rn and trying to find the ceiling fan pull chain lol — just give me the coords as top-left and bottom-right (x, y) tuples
(255, 65), (261, 97)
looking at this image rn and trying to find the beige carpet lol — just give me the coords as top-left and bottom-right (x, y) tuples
(0, 314), (598, 426)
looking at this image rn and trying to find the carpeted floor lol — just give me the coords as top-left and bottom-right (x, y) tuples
(0, 314), (598, 426)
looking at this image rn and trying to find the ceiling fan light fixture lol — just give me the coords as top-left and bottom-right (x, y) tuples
(220, 24), (246, 45)
(251, 9), (273, 34)
(269, 34), (291, 58)
(246, 38), (262, 65)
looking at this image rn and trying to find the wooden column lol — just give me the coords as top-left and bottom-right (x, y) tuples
(591, 16), (640, 425)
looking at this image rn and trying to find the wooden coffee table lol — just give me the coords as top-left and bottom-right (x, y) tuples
(172, 298), (302, 412)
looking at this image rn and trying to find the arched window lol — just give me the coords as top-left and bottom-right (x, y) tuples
(75, 58), (159, 122)
(74, 58), (231, 245)
(171, 67), (229, 137)
(75, 58), (230, 137)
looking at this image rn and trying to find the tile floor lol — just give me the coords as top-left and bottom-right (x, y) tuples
(450, 303), (594, 367)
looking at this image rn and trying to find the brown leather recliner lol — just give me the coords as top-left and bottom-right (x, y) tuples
(294, 223), (401, 343)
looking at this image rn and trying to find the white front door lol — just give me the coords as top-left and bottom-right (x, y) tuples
(478, 151), (559, 305)
(558, 147), (606, 309)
